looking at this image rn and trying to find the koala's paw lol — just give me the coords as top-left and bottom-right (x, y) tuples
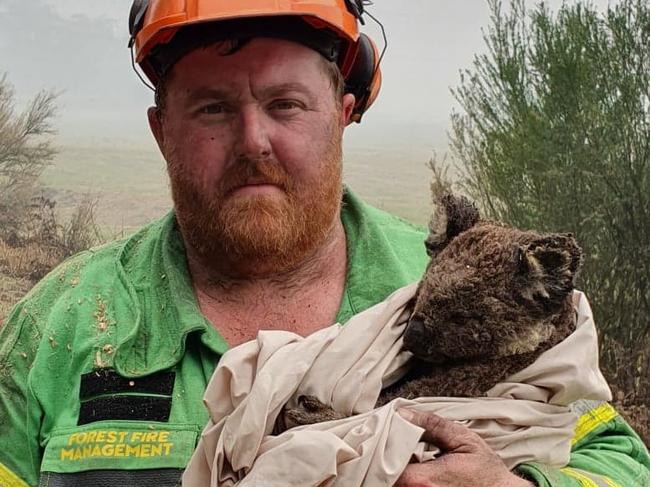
(283, 395), (346, 428)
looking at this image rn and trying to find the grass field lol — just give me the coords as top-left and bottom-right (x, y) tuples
(0, 139), (438, 322)
(41, 143), (173, 232)
(40, 141), (438, 232)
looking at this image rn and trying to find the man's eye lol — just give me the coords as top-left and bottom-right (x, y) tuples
(199, 104), (226, 114)
(271, 100), (302, 111)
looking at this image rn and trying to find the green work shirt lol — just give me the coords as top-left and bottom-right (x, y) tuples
(0, 189), (428, 486)
(0, 189), (648, 487)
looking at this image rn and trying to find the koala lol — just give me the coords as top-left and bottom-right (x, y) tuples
(285, 193), (582, 425)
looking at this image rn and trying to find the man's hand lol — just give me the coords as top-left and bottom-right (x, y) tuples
(395, 409), (534, 487)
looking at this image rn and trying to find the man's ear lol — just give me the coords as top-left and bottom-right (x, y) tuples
(425, 193), (480, 258)
(147, 106), (165, 153)
(341, 93), (356, 126)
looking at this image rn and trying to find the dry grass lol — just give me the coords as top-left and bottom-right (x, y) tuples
(0, 239), (53, 326)
(0, 272), (32, 327)
(0, 236), (67, 326)
(0, 238), (63, 283)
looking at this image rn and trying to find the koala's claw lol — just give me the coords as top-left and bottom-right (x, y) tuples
(284, 395), (346, 427)
(298, 395), (327, 411)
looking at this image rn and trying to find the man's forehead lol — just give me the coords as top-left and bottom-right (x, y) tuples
(183, 82), (317, 101)
(169, 39), (329, 93)
(177, 37), (324, 72)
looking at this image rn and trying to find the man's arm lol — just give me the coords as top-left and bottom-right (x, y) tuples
(517, 401), (650, 487)
(396, 406), (650, 487)
(0, 303), (43, 487)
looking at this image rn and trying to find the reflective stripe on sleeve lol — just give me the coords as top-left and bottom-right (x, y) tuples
(560, 467), (621, 487)
(0, 462), (30, 487)
(571, 402), (618, 446)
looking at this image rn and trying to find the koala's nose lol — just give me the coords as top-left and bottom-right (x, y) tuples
(403, 318), (428, 356)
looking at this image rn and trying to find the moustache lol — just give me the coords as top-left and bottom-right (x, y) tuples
(219, 157), (292, 196)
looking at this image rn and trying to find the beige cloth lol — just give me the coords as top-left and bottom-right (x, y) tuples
(183, 284), (611, 487)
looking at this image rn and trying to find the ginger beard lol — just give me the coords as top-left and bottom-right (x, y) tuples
(166, 127), (343, 277)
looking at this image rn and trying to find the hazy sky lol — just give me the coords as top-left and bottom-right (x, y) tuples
(0, 0), (611, 151)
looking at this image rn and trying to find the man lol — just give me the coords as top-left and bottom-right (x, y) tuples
(0, 1), (648, 486)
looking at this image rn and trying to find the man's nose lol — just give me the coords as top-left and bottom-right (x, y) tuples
(234, 106), (272, 159)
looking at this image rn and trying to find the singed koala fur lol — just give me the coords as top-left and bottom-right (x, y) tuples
(286, 193), (582, 425)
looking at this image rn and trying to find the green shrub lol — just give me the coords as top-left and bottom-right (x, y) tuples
(449, 0), (650, 405)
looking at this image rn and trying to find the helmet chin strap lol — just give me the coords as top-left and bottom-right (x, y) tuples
(363, 4), (388, 69)
(128, 0), (154, 92)
(130, 45), (155, 93)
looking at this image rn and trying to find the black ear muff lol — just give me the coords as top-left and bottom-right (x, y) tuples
(128, 0), (149, 48)
(345, 33), (380, 122)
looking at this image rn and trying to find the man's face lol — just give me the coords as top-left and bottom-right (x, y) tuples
(149, 38), (355, 276)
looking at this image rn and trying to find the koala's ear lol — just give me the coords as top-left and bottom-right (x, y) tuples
(517, 233), (583, 307)
(425, 193), (480, 257)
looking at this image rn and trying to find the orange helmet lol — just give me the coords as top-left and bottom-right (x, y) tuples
(128, 0), (382, 122)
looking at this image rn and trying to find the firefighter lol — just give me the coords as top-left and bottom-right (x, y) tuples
(0, 1), (647, 486)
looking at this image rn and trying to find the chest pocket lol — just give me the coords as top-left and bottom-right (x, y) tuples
(39, 469), (184, 487)
(39, 421), (199, 487)
(77, 368), (176, 424)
